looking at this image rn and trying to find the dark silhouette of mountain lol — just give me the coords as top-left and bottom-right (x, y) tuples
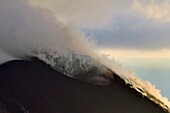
(0, 59), (168, 113)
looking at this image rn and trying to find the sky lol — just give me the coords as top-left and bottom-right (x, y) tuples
(0, 0), (170, 101)
(30, 0), (170, 99)
(30, 0), (170, 54)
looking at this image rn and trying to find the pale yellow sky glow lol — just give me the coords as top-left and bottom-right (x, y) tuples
(99, 49), (170, 59)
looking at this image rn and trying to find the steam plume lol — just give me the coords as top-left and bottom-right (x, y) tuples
(0, 0), (96, 59)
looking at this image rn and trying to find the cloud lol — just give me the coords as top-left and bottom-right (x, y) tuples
(133, 0), (170, 22)
(29, 0), (133, 28)
(0, 49), (15, 64)
(84, 0), (170, 49)
(0, 0), (97, 58)
(2, 0), (170, 51)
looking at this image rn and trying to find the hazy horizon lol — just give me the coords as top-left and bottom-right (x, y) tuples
(118, 58), (170, 100)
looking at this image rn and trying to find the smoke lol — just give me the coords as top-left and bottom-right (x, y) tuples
(28, 0), (133, 28)
(0, 0), (96, 59)
(0, 0), (113, 85)
(0, 49), (16, 64)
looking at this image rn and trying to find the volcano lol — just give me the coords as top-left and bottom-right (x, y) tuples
(0, 58), (168, 113)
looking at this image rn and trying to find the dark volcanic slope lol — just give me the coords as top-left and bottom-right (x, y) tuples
(0, 59), (168, 113)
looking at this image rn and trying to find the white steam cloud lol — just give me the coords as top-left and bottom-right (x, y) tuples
(29, 0), (133, 28)
(0, 0), (96, 59)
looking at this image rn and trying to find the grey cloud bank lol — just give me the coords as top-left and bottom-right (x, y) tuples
(84, 7), (170, 49)
(80, 0), (170, 50)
